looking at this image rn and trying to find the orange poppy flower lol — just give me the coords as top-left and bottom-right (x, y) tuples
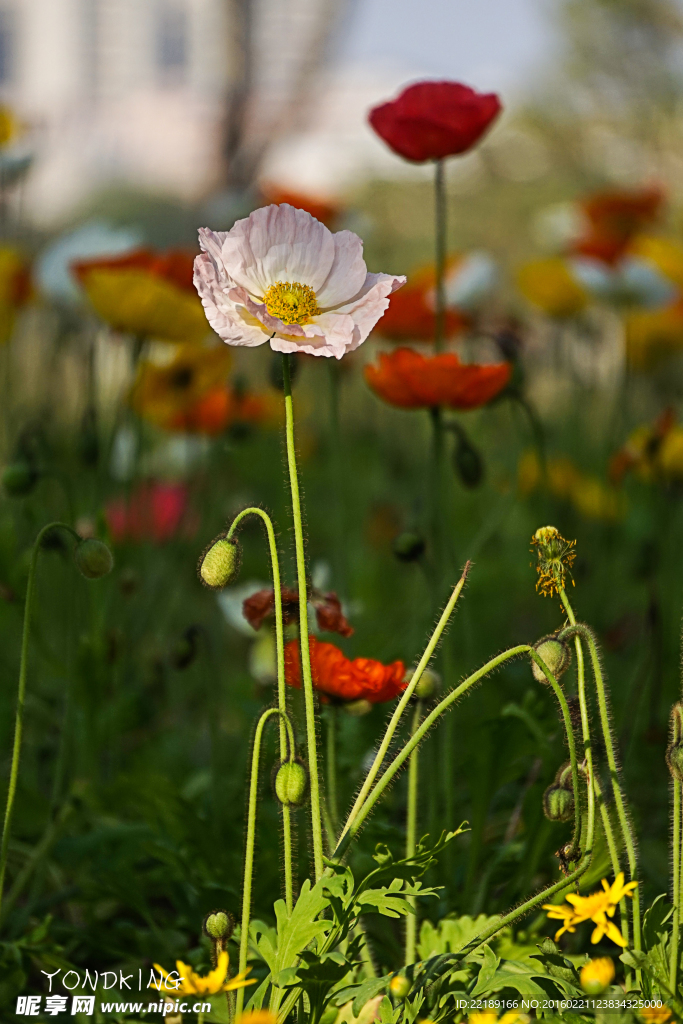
(573, 186), (664, 265)
(169, 387), (279, 435)
(73, 247), (207, 343)
(364, 347), (511, 410)
(284, 637), (405, 704)
(375, 262), (468, 342)
(260, 184), (342, 228)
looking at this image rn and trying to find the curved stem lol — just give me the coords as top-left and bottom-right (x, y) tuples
(558, 618), (642, 959)
(405, 700), (422, 965)
(227, 506), (293, 910)
(236, 706), (296, 1020)
(670, 703), (682, 992)
(339, 566), (470, 847)
(281, 354), (324, 882)
(0, 521), (79, 917)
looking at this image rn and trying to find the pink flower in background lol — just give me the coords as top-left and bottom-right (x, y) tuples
(193, 204), (405, 360)
(105, 482), (196, 544)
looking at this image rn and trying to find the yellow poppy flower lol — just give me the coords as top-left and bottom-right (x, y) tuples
(0, 106), (19, 148)
(544, 873), (638, 947)
(517, 257), (588, 318)
(73, 248), (208, 344)
(150, 950), (255, 996)
(629, 235), (683, 290)
(468, 1013), (529, 1024)
(237, 1013), (278, 1024)
(625, 300), (683, 369)
(580, 956), (615, 994)
(639, 1008), (674, 1023)
(130, 343), (232, 429)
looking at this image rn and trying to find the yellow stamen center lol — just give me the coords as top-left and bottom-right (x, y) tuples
(262, 281), (320, 326)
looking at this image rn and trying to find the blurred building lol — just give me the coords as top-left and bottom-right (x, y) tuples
(0, 0), (230, 223)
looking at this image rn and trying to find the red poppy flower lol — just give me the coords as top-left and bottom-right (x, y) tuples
(369, 81), (501, 163)
(105, 482), (197, 544)
(243, 587), (353, 637)
(376, 263), (469, 342)
(364, 347), (511, 410)
(284, 637), (405, 704)
(572, 186), (664, 265)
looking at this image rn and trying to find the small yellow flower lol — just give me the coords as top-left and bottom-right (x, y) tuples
(150, 950), (254, 996)
(544, 872), (638, 947)
(531, 526), (576, 598)
(580, 956), (615, 994)
(468, 1013), (529, 1024)
(237, 1013), (278, 1024)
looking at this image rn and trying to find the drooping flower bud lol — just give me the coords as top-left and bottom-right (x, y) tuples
(274, 760), (309, 808)
(389, 975), (411, 1000)
(405, 666), (441, 701)
(392, 532), (426, 563)
(2, 462), (38, 497)
(543, 783), (574, 822)
(198, 536), (240, 590)
(531, 635), (571, 684)
(74, 538), (114, 580)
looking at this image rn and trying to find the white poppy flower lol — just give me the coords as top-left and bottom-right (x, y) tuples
(193, 204), (406, 359)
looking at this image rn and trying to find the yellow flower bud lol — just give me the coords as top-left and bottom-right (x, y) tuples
(580, 956), (614, 995)
(532, 636), (571, 683)
(199, 536), (240, 590)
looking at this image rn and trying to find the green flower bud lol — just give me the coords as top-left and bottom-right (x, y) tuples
(2, 462), (38, 497)
(343, 699), (373, 717)
(667, 741), (683, 781)
(405, 666), (441, 701)
(199, 536), (240, 590)
(532, 636), (571, 684)
(392, 532), (426, 563)
(274, 760), (309, 808)
(543, 783), (574, 822)
(389, 975), (411, 1000)
(74, 538), (114, 580)
(203, 909), (235, 942)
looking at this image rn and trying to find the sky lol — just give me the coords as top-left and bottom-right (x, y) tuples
(339, 0), (558, 98)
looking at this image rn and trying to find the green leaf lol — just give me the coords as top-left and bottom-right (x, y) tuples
(469, 944), (500, 996)
(643, 893), (673, 951)
(417, 913), (502, 959)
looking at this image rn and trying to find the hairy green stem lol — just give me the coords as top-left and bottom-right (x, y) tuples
(0, 522), (80, 917)
(405, 700), (422, 965)
(236, 706), (296, 1020)
(326, 707), (339, 834)
(336, 645), (563, 858)
(227, 506), (294, 910)
(670, 703), (682, 991)
(339, 566), (470, 847)
(281, 354), (324, 881)
(593, 771), (630, 960)
(434, 158), (447, 354)
(558, 619), (642, 959)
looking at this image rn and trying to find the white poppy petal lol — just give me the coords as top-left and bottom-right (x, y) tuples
(335, 272), (407, 351)
(316, 231), (368, 308)
(194, 253), (267, 347)
(220, 204), (336, 297)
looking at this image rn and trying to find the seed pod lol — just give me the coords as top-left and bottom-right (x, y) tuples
(405, 666), (441, 701)
(199, 536), (240, 590)
(392, 532), (425, 563)
(543, 783), (574, 822)
(531, 635), (571, 684)
(74, 538), (114, 580)
(2, 462), (38, 497)
(389, 975), (411, 1000)
(667, 741), (683, 781)
(203, 909), (235, 942)
(344, 699), (373, 717)
(274, 760), (309, 808)
(453, 433), (484, 488)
